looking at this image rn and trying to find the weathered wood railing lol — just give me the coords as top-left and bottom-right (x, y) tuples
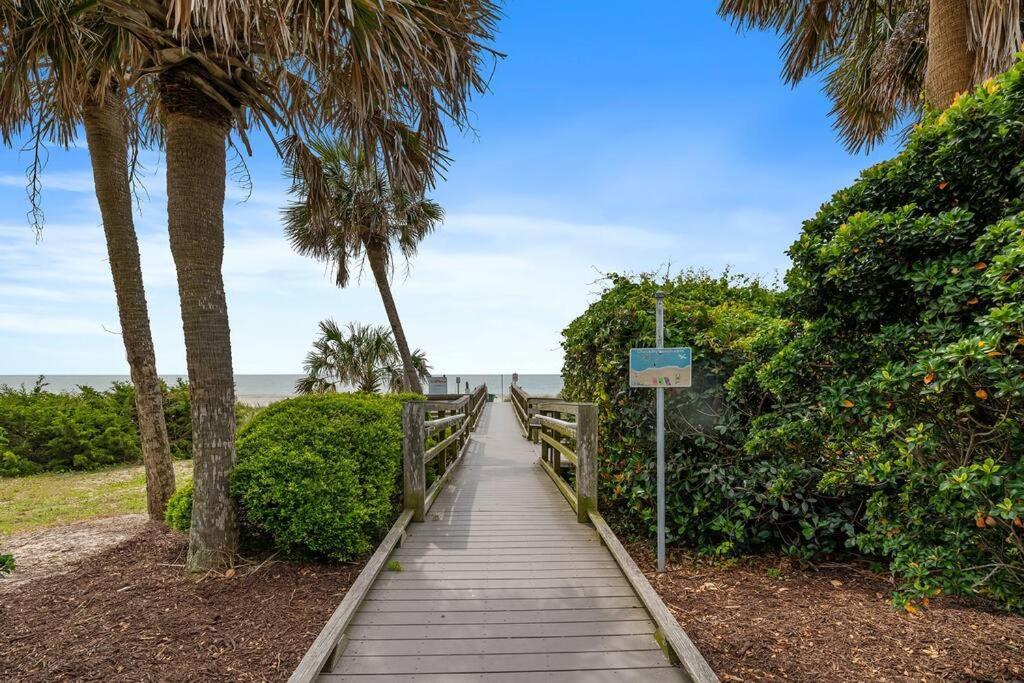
(290, 384), (488, 682)
(518, 394), (719, 683)
(403, 384), (488, 521)
(532, 400), (598, 523)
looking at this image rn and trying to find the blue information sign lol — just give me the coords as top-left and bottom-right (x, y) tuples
(629, 348), (692, 388)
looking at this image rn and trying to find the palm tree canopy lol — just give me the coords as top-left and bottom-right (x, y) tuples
(283, 136), (444, 288)
(719, 0), (1023, 150)
(297, 320), (430, 394)
(0, 0), (158, 229)
(97, 0), (501, 189)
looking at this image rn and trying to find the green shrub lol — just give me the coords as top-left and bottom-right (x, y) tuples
(561, 272), (858, 557)
(229, 393), (417, 561)
(165, 480), (194, 533)
(562, 61), (1024, 612)
(0, 553), (14, 575)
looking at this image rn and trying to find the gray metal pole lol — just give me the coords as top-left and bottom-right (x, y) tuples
(655, 291), (666, 573)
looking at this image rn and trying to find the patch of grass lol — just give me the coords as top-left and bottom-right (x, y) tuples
(0, 460), (193, 536)
(766, 567), (782, 579)
(386, 559), (403, 572)
(0, 552), (14, 574)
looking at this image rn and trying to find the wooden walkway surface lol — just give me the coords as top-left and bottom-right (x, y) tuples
(320, 402), (685, 681)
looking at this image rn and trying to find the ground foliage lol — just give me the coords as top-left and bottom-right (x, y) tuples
(0, 378), (191, 476)
(166, 392), (420, 561)
(563, 59), (1024, 611)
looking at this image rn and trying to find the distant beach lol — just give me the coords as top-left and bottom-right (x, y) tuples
(0, 373), (564, 405)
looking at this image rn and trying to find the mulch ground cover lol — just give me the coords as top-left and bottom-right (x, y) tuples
(0, 523), (362, 682)
(629, 544), (1024, 682)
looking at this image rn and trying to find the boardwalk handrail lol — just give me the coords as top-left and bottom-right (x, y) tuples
(532, 399), (598, 524)
(290, 384), (488, 683)
(404, 384), (488, 521)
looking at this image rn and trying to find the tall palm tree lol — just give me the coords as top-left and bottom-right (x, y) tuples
(97, 0), (499, 570)
(0, 1), (176, 519)
(719, 0), (1023, 150)
(284, 138), (443, 394)
(297, 320), (430, 395)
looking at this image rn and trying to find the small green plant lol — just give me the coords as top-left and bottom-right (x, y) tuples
(164, 480), (194, 533)
(0, 553), (14, 575)
(386, 559), (403, 572)
(766, 567), (782, 579)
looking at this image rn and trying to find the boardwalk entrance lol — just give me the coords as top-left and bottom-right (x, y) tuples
(319, 402), (687, 681)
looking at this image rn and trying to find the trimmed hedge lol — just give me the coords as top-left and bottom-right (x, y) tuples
(562, 60), (1024, 612)
(167, 392), (420, 561)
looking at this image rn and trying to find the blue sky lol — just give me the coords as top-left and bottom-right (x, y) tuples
(0, 1), (895, 375)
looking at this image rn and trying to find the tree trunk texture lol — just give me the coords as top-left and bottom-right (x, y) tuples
(159, 73), (239, 571)
(82, 89), (176, 521)
(365, 242), (424, 394)
(925, 0), (977, 108)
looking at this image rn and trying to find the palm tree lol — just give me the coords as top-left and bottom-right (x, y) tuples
(0, 1), (176, 519)
(96, 0), (499, 570)
(284, 138), (443, 394)
(297, 320), (430, 395)
(719, 0), (1023, 150)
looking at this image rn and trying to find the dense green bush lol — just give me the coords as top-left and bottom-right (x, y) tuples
(165, 480), (194, 533)
(0, 378), (233, 476)
(563, 62), (1024, 612)
(228, 392), (418, 561)
(561, 272), (859, 557)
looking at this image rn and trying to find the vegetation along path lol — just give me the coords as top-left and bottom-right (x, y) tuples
(322, 402), (688, 681)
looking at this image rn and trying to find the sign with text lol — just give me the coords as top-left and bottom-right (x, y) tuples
(629, 348), (692, 388)
(427, 375), (448, 395)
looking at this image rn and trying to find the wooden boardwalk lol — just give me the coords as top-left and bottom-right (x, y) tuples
(319, 402), (686, 681)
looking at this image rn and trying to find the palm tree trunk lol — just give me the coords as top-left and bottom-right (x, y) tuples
(365, 241), (424, 394)
(82, 88), (176, 521)
(925, 0), (977, 108)
(159, 73), (239, 571)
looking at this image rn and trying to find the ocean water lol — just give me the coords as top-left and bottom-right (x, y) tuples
(0, 373), (563, 403)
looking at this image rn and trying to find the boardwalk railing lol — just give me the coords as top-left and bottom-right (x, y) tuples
(403, 384), (488, 521)
(290, 384), (488, 683)
(513, 388), (720, 683)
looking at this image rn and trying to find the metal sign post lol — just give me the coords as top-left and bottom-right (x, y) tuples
(628, 292), (692, 574)
(655, 292), (666, 573)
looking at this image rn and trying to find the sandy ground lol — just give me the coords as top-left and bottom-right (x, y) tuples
(0, 515), (148, 591)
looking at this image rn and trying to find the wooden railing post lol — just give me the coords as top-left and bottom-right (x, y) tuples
(576, 403), (598, 523)
(403, 401), (426, 522)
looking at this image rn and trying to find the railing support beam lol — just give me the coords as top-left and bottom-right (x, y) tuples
(403, 402), (426, 522)
(576, 403), (598, 523)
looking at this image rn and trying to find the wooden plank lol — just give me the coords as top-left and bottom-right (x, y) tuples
(534, 413), (577, 439)
(344, 620), (657, 640)
(534, 401), (581, 417)
(333, 650), (673, 675)
(425, 412), (466, 433)
(288, 508), (414, 683)
(540, 431), (578, 465)
(322, 669), (685, 682)
(425, 422), (466, 463)
(539, 457), (578, 511)
(371, 577), (631, 590)
(359, 596), (642, 612)
(390, 550), (609, 560)
(366, 586), (637, 600)
(386, 562), (620, 572)
(342, 634), (660, 656)
(422, 396), (469, 411)
(590, 511), (718, 683)
(375, 569), (626, 580)
(350, 607), (653, 625)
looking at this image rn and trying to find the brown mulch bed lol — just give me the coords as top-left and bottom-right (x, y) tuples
(629, 544), (1024, 682)
(0, 523), (362, 682)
